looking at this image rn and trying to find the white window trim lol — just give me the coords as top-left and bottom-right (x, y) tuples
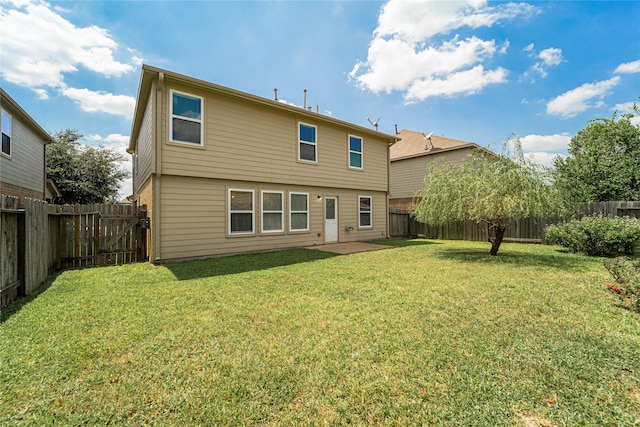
(348, 134), (363, 170)
(261, 190), (284, 234)
(1, 109), (12, 157)
(298, 122), (317, 163)
(228, 188), (255, 235)
(170, 89), (204, 146)
(289, 191), (309, 232)
(358, 195), (373, 229)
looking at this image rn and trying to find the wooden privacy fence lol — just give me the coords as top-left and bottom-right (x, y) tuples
(1, 197), (48, 309)
(389, 201), (640, 241)
(1, 195), (147, 308)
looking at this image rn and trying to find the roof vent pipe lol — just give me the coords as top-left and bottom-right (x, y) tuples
(303, 89), (307, 109)
(274, 88), (278, 101)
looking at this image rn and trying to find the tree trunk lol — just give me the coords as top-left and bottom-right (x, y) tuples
(489, 225), (506, 256)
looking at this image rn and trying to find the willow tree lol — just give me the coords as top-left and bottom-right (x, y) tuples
(412, 137), (567, 256)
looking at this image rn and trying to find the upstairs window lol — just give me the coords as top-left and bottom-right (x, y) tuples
(289, 192), (309, 231)
(171, 90), (203, 145)
(1, 110), (11, 156)
(359, 196), (372, 228)
(298, 122), (317, 162)
(261, 191), (284, 233)
(349, 135), (363, 169)
(229, 189), (254, 235)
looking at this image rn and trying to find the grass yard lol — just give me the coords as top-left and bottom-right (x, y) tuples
(1, 240), (639, 426)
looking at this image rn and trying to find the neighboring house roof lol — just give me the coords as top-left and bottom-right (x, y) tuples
(45, 179), (61, 200)
(390, 129), (479, 161)
(0, 88), (52, 144)
(128, 64), (399, 154)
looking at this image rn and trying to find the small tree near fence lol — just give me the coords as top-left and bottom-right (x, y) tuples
(412, 136), (568, 256)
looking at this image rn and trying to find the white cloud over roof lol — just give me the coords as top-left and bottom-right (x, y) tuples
(349, 0), (536, 102)
(60, 88), (135, 120)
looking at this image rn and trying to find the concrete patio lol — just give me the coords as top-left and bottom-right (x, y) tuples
(305, 242), (392, 255)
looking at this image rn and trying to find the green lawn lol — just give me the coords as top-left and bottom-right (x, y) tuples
(1, 240), (639, 426)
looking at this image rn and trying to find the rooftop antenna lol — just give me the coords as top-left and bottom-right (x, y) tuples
(367, 116), (380, 131)
(274, 88), (278, 101)
(303, 89), (307, 109)
(422, 131), (434, 151)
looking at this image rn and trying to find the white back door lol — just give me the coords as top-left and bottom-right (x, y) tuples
(324, 196), (338, 243)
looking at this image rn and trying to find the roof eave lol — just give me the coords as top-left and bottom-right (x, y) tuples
(0, 88), (53, 144)
(128, 64), (398, 153)
(390, 143), (481, 162)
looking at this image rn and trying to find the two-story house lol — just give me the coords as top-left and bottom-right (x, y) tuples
(389, 129), (481, 210)
(0, 89), (52, 203)
(128, 65), (398, 262)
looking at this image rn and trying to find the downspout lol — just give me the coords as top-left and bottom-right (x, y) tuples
(386, 137), (399, 238)
(153, 72), (164, 262)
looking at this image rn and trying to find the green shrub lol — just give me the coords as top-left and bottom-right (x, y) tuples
(545, 214), (640, 256)
(603, 257), (640, 312)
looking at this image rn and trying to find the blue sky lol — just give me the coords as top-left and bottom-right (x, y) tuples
(1, 0), (639, 199)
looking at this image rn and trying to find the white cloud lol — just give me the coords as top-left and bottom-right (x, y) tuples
(60, 88), (135, 120)
(375, 0), (535, 42)
(0, 0), (139, 118)
(538, 48), (562, 67)
(523, 45), (562, 79)
(405, 65), (508, 102)
(614, 59), (640, 74)
(86, 133), (130, 146)
(350, 0), (536, 101)
(546, 77), (621, 118)
(525, 152), (565, 168)
(33, 88), (50, 100)
(520, 133), (571, 152)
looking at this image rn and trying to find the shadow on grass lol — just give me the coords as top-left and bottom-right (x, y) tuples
(369, 238), (442, 247)
(433, 246), (598, 271)
(1, 274), (58, 324)
(164, 248), (340, 281)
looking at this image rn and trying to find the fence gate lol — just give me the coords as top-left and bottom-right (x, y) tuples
(49, 204), (147, 270)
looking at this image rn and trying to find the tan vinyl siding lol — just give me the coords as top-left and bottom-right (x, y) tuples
(157, 175), (387, 261)
(0, 108), (46, 196)
(159, 83), (389, 192)
(133, 92), (153, 195)
(390, 148), (472, 199)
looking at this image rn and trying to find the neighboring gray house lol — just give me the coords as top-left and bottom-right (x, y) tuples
(0, 89), (52, 203)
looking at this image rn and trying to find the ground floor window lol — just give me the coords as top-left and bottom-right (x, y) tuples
(229, 189), (254, 234)
(359, 196), (372, 228)
(261, 190), (283, 233)
(289, 192), (309, 231)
